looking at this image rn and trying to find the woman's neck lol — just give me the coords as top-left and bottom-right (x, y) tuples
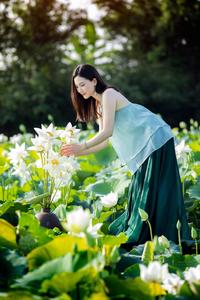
(92, 92), (102, 104)
(92, 88), (110, 104)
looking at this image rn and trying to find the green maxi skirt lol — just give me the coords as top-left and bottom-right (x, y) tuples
(109, 138), (190, 245)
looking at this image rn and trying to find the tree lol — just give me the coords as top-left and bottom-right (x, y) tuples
(92, 0), (200, 124)
(0, 0), (90, 134)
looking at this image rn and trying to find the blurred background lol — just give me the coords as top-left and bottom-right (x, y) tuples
(0, 0), (200, 135)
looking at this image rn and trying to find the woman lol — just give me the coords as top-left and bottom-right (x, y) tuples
(61, 63), (190, 246)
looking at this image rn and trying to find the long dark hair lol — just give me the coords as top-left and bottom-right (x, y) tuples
(71, 64), (108, 122)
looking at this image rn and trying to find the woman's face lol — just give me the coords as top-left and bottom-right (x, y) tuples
(74, 76), (96, 99)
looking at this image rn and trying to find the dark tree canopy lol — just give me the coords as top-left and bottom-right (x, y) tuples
(0, 0), (200, 135)
(92, 0), (200, 124)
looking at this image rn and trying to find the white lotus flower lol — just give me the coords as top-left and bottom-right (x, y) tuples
(65, 207), (91, 234)
(44, 150), (68, 178)
(9, 134), (23, 144)
(35, 158), (43, 169)
(63, 156), (80, 172)
(43, 151), (79, 185)
(175, 140), (191, 160)
(158, 235), (170, 249)
(34, 123), (60, 146)
(0, 134), (8, 143)
(29, 136), (50, 152)
(163, 273), (184, 295)
(140, 261), (169, 283)
(87, 221), (103, 238)
(12, 161), (31, 185)
(184, 265), (200, 284)
(8, 143), (28, 165)
(58, 122), (80, 144)
(100, 192), (118, 208)
(54, 171), (72, 188)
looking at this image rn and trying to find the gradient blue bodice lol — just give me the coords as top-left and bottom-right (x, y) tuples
(109, 103), (174, 174)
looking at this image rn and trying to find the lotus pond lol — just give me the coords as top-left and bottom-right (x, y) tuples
(0, 120), (199, 300)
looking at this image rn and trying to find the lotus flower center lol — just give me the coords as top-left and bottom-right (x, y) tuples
(51, 159), (59, 166)
(69, 129), (74, 136)
(47, 131), (54, 137)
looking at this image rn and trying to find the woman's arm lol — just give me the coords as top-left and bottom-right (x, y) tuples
(76, 115), (108, 156)
(75, 139), (109, 156)
(60, 89), (117, 156)
(83, 89), (117, 148)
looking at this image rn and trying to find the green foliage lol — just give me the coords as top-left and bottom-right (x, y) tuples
(94, 0), (200, 125)
(188, 177), (200, 200)
(85, 171), (130, 196)
(102, 232), (128, 246)
(26, 235), (89, 270)
(104, 275), (153, 300)
(162, 253), (200, 272)
(40, 271), (86, 295)
(123, 263), (140, 279)
(11, 253), (75, 289)
(18, 212), (53, 254)
(0, 0), (89, 134)
(138, 208), (148, 222)
(1, 0), (200, 135)
(93, 143), (118, 165)
(0, 248), (26, 290)
(141, 241), (154, 264)
(0, 103), (200, 298)
(0, 291), (42, 300)
(0, 219), (16, 248)
(12, 251), (105, 297)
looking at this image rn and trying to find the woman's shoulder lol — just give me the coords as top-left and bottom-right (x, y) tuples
(103, 87), (130, 109)
(103, 87), (121, 98)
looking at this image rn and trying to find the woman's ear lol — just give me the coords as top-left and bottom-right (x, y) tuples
(92, 78), (97, 86)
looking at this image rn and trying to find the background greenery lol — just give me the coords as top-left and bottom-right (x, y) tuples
(0, 0), (200, 135)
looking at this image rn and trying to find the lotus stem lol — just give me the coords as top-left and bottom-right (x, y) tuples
(64, 181), (72, 205)
(177, 220), (182, 254)
(191, 226), (198, 255)
(195, 240), (198, 255)
(147, 219), (153, 241)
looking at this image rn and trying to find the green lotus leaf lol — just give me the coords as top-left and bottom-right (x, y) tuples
(123, 263), (140, 278)
(0, 290), (42, 299)
(40, 270), (86, 294)
(0, 201), (15, 215)
(0, 248), (26, 289)
(163, 253), (200, 272)
(189, 142), (200, 152)
(93, 144), (117, 165)
(102, 232), (128, 246)
(27, 234), (89, 270)
(85, 175), (130, 196)
(18, 212), (53, 254)
(104, 275), (153, 300)
(93, 211), (113, 225)
(0, 218), (16, 248)
(187, 177), (200, 200)
(12, 253), (74, 289)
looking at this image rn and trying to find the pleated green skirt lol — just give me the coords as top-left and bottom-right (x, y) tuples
(109, 138), (190, 245)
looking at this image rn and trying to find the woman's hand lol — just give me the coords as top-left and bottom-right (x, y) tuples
(60, 143), (85, 156)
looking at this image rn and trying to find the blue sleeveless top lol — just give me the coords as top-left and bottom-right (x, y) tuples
(109, 103), (174, 174)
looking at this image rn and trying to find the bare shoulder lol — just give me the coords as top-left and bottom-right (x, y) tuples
(103, 87), (130, 110)
(102, 88), (117, 109)
(102, 88), (121, 106)
(103, 88), (119, 99)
